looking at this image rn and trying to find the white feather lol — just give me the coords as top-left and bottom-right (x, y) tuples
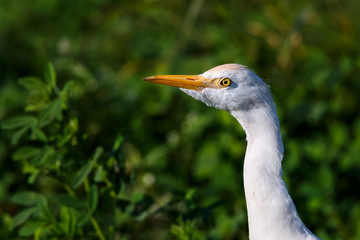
(182, 64), (320, 240)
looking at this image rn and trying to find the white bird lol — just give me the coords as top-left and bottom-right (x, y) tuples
(144, 63), (320, 240)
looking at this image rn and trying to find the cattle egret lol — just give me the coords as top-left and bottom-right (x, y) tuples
(144, 64), (320, 240)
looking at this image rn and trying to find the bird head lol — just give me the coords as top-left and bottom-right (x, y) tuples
(144, 64), (271, 112)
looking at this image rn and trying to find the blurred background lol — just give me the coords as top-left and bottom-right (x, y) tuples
(1, 0), (360, 239)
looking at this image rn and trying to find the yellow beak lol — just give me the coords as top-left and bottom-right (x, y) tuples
(143, 75), (217, 91)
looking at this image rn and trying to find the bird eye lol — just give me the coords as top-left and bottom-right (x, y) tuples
(219, 78), (232, 87)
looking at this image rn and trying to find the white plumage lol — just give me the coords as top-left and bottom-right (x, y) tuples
(144, 64), (320, 240)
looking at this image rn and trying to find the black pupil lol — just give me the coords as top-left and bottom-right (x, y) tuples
(223, 79), (228, 85)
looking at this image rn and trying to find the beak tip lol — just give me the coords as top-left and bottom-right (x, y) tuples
(143, 76), (154, 81)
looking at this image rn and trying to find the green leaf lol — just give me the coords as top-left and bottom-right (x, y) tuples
(33, 128), (48, 142)
(18, 221), (43, 237)
(56, 123), (75, 146)
(10, 207), (37, 230)
(72, 147), (103, 189)
(31, 146), (55, 166)
(12, 191), (46, 206)
(56, 194), (85, 209)
(12, 126), (29, 145)
(38, 98), (63, 128)
(61, 80), (76, 96)
(68, 209), (76, 236)
(94, 166), (103, 182)
(185, 189), (196, 201)
(13, 146), (42, 161)
(77, 211), (92, 227)
(42, 204), (56, 225)
(87, 185), (98, 212)
(25, 102), (48, 112)
(93, 147), (103, 162)
(34, 225), (51, 240)
(59, 206), (69, 233)
(131, 193), (144, 203)
(72, 162), (94, 189)
(44, 62), (56, 88)
(1, 115), (37, 130)
(113, 135), (124, 150)
(58, 206), (77, 236)
(18, 77), (46, 91)
(28, 170), (40, 184)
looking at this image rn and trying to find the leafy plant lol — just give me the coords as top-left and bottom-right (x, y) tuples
(1, 1), (360, 239)
(1, 63), (151, 239)
(170, 217), (204, 240)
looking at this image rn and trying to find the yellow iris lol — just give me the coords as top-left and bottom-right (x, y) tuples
(218, 78), (232, 87)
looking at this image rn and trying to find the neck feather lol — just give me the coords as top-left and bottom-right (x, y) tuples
(230, 99), (318, 240)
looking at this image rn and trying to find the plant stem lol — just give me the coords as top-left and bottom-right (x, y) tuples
(84, 179), (105, 240)
(84, 178), (90, 192)
(64, 184), (76, 195)
(91, 217), (106, 240)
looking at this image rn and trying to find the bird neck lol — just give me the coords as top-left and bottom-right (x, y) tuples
(231, 101), (284, 177)
(231, 102), (317, 240)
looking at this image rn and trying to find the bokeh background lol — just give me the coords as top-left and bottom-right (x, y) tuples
(1, 0), (360, 239)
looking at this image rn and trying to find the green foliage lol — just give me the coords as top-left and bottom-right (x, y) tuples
(1, 63), (224, 239)
(0, 64), (149, 239)
(1, 0), (360, 239)
(171, 217), (204, 240)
